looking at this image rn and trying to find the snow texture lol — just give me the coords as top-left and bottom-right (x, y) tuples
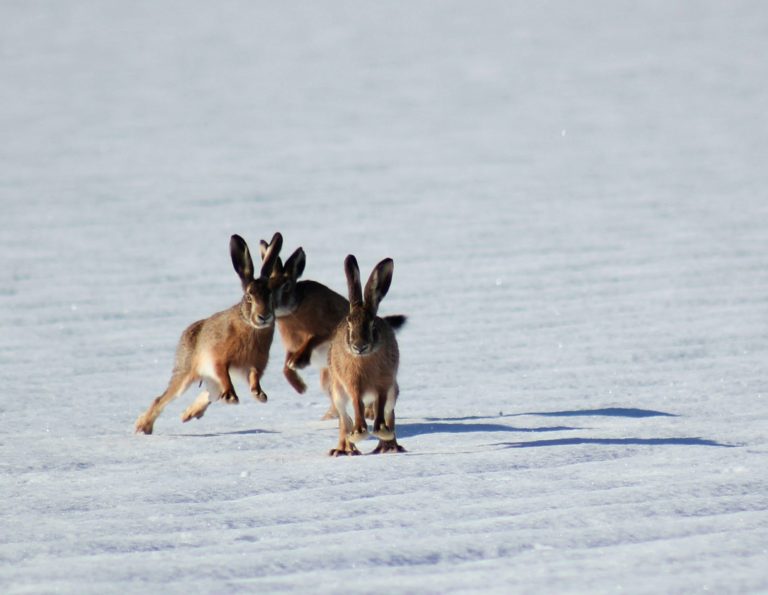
(2, 1), (768, 593)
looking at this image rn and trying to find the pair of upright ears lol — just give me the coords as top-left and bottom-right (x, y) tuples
(259, 241), (306, 280)
(230, 232), (282, 287)
(345, 255), (394, 315)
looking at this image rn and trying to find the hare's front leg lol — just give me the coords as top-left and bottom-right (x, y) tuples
(329, 380), (360, 456)
(287, 336), (322, 370)
(347, 387), (369, 443)
(212, 361), (239, 404)
(372, 384), (405, 454)
(283, 352), (307, 394)
(372, 389), (394, 440)
(249, 367), (268, 403)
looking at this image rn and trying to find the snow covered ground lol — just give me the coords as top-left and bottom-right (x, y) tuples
(2, 1), (768, 593)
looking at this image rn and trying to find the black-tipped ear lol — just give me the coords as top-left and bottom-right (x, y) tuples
(364, 258), (393, 315)
(259, 240), (283, 275)
(344, 254), (362, 308)
(284, 247), (306, 280)
(259, 232), (283, 278)
(230, 234), (254, 287)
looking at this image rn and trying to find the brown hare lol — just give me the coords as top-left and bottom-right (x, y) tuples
(134, 232), (283, 435)
(260, 243), (347, 416)
(327, 255), (405, 456)
(261, 242), (406, 420)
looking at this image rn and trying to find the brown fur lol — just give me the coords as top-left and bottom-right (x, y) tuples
(134, 233), (282, 435)
(276, 281), (347, 385)
(326, 255), (406, 456)
(259, 243), (351, 419)
(263, 243), (406, 421)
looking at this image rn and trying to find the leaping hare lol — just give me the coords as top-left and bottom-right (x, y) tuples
(260, 243), (346, 414)
(261, 242), (406, 420)
(327, 255), (406, 456)
(134, 233), (283, 435)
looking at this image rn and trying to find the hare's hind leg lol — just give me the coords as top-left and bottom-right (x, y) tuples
(181, 379), (217, 422)
(135, 372), (195, 434)
(329, 379), (360, 456)
(372, 384), (405, 454)
(372, 388), (394, 441)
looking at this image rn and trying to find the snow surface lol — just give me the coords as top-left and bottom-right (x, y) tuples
(2, 1), (768, 593)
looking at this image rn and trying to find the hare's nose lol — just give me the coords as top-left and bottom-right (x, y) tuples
(257, 313), (273, 325)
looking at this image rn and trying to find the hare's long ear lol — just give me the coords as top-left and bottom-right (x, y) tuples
(344, 254), (363, 308)
(364, 258), (394, 316)
(230, 234), (255, 288)
(259, 239), (283, 276)
(283, 247), (306, 280)
(259, 232), (283, 278)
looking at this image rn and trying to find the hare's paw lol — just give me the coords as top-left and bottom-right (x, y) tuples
(364, 405), (375, 420)
(222, 390), (239, 404)
(348, 427), (369, 443)
(182, 392), (211, 422)
(134, 414), (154, 435)
(371, 439), (406, 454)
(329, 443), (361, 457)
(251, 389), (268, 403)
(372, 424), (395, 441)
(181, 406), (206, 422)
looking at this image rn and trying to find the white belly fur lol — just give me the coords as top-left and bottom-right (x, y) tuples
(196, 351), (248, 389)
(310, 342), (330, 368)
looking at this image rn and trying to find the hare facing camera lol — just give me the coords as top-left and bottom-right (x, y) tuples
(327, 255), (406, 456)
(134, 233), (282, 435)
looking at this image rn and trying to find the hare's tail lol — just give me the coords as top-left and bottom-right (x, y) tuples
(383, 315), (407, 331)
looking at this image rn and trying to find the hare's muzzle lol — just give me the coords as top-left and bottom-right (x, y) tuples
(350, 343), (371, 356)
(255, 313), (274, 328)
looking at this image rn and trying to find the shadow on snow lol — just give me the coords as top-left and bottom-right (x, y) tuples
(499, 437), (735, 448)
(426, 407), (677, 422)
(168, 428), (277, 438)
(396, 422), (578, 439)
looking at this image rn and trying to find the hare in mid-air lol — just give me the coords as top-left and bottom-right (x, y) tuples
(134, 233), (283, 435)
(326, 255), (406, 456)
(262, 242), (406, 420)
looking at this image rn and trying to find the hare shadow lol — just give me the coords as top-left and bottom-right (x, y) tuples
(500, 437), (735, 448)
(421, 409), (733, 448)
(169, 428), (278, 438)
(522, 407), (678, 418)
(426, 408), (677, 423)
(396, 421), (579, 439)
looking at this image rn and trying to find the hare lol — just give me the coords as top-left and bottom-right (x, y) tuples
(261, 242), (406, 421)
(260, 243), (347, 414)
(134, 232), (283, 435)
(326, 255), (405, 456)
